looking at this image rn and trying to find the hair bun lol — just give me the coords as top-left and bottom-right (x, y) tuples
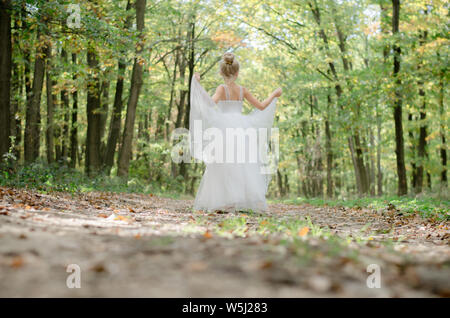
(220, 52), (239, 78)
(223, 52), (234, 65)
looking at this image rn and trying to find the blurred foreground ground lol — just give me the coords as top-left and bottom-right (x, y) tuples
(0, 186), (449, 297)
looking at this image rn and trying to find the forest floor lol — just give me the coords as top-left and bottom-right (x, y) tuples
(0, 185), (449, 297)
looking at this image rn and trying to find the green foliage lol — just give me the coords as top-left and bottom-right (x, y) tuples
(6, 0), (448, 202)
(0, 163), (184, 198)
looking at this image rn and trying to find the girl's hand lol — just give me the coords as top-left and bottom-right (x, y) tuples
(273, 88), (282, 97)
(194, 72), (201, 81)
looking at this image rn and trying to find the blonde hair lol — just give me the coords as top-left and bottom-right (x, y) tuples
(219, 52), (239, 79)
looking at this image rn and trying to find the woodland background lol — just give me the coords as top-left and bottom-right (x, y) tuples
(0, 0), (448, 203)
(0, 0), (449, 299)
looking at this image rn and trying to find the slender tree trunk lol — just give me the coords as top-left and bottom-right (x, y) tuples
(277, 168), (284, 197)
(438, 55), (447, 185)
(408, 113), (417, 191)
(70, 53), (78, 168)
(117, 0), (146, 178)
(415, 28), (428, 193)
(392, 0), (407, 195)
(11, 23), (21, 162)
(179, 19), (196, 182)
(185, 20), (195, 130)
(368, 128), (376, 195)
(99, 79), (110, 160)
(104, 61), (125, 174)
(0, 0), (12, 161)
(58, 48), (69, 161)
(24, 31), (46, 163)
(85, 48), (102, 175)
(354, 132), (369, 194)
(18, 8), (32, 163)
(171, 51), (187, 178)
(377, 2), (390, 196)
(348, 136), (362, 194)
(376, 106), (383, 195)
(165, 51), (179, 140)
(45, 44), (55, 164)
(325, 92), (333, 198)
(103, 0), (132, 174)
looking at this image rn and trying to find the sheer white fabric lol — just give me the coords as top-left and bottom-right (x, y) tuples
(189, 77), (277, 213)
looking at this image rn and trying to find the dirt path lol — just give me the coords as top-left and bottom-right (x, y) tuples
(0, 186), (449, 297)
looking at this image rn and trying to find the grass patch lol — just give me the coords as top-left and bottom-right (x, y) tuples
(0, 162), (187, 199)
(207, 214), (363, 264)
(272, 196), (449, 221)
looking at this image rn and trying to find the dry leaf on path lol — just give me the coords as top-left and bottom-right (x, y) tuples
(298, 227), (310, 237)
(203, 231), (213, 239)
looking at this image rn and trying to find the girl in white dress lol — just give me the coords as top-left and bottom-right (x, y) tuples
(189, 52), (282, 213)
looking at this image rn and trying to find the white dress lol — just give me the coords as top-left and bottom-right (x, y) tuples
(189, 77), (277, 213)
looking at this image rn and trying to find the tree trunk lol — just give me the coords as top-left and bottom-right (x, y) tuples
(325, 93), (333, 198)
(392, 0), (407, 195)
(376, 106), (383, 196)
(117, 0), (146, 178)
(284, 174), (290, 196)
(103, 0), (132, 174)
(85, 48), (102, 175)
(0, 0), (12, 161)
(438, 55), (447, 185)
(104, 61), (125, 174)
(45, 44), (56, 164)
(354, 132), (369, 194)
(58, 48), (69, 161)
(99, 79), (110, 161)
(277, 168), (284, 197)
(408, 113), (417, 191)
(165, 50), (179, 140)
(369, 128), (376, 196)
(179, 19), (196, 182)
(348, 136), (362, 194)
(11, 20), (21, 162)
(415, 28), (428, 193)
(171, 51), (187, 178)
(70, 53), (78, 168)
(24, 31), (46, 163)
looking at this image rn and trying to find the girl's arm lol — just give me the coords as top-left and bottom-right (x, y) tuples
(244, 87), (282, 110)
(194, 72), (224, 104)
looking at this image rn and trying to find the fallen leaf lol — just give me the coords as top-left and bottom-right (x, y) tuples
(203, 231), (213, 239)
(11, 256), (24, 269)
(90, 263), (106, 273)
(115, 215), (129, 222)
(259, 261), (273, 270)
(298, 227), (310, 237)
